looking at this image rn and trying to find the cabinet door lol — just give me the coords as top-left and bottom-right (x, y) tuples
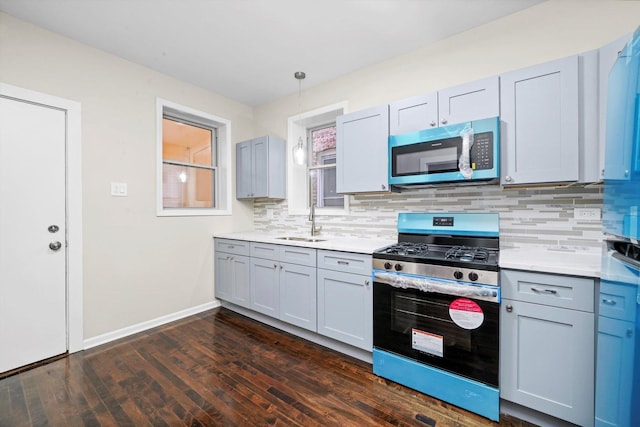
(500, 56), (579, 185)
(250, 257), (280, 317)
(317, 269), (372, 350)
(595, 316), (636, 427)
(599, 33), (633, 182)
(336, 105), (390, 194)
(279, 263), (317, 332)
(389, 92), (438, 135)
(251, 136), (269, 198)
(214, 252), (233, 301)
(437, 76), (499, 126)
(501, 299), (595, 427)
(235, 140), (253, 198)
(231, 255), (251, 308)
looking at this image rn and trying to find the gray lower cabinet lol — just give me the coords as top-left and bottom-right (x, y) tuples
(317, 250), (373, 351)
(214, 239), (251, 308)
(250, 242), (317, 332)
(500, 269), (595, 427)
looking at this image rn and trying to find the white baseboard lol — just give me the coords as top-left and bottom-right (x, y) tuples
(83, 300), (220, 350)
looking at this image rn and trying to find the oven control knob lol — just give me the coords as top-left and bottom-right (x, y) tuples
(453, 271), (463, 280)
(384, 262), (392, 270)
(468, 272), (479, 282)
(394, 263), (403, 271)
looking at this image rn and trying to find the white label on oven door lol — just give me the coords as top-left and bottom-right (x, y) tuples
(412, 329), (444, 357)
(449, 298), (484, 330)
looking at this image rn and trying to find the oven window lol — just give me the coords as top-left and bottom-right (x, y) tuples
(392, 136), (461, 177)
(374, 282), (499, 387)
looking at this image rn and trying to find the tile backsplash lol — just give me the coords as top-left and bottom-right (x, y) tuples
(254, 184), (603, 252)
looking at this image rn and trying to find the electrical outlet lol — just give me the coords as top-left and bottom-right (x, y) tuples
(574, 208), (600, 220)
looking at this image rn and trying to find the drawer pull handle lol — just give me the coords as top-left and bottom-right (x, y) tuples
(602, 298), (617, 306)
(337, 260), (350, 265)
(531, 287), (557, 295)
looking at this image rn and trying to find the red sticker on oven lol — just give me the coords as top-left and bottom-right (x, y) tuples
(449, 298), (484, 330)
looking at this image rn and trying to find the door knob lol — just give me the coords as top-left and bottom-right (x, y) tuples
(49, 241), (62, 251)
(505, 304), (513, 312)
(48, 225), (59, 233)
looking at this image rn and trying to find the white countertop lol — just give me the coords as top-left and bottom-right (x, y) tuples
(214, 231), (395, 255)
(215, 232), (602, 278)
(500, 247), (601, 278)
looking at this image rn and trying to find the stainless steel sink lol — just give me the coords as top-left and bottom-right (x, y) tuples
(276, 236), (326, 242)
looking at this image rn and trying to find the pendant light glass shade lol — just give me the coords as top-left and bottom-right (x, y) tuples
(292, 136), (306, 165)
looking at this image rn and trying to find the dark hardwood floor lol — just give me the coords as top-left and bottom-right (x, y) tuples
(0, 308), (536, 426)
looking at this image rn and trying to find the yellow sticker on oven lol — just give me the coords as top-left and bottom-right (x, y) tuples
(449, 298), (484, 330)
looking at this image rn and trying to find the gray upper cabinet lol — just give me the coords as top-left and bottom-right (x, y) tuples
(389, 76), (499, 135)
(598, 33), (634, 182)
(500, 56), (580, 185)
(336, 105), (390, 194)
(236, 135), (285, 199)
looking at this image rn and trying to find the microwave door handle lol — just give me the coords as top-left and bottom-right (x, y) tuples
(458, 128), (474, 179)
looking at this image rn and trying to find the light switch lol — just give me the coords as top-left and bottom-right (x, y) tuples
(111, 182), (128, 197)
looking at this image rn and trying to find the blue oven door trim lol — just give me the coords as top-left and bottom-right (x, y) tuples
(373, 348), (499, 421)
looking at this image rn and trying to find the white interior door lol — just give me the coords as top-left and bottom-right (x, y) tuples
(0, 96), (67, 373)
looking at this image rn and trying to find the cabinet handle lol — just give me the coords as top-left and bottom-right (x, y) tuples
(337, 260), (350, 265)
(531, 287), (557, 295)
(430, 121), (436, 127)
(504, 175), (512, 182)
(273, 264), (277, 269)
(441, 118), (448, 125)
(602, 298), (617, 306)
(381, 184), (386, 190)
(365, 280), (370, 286)
(228, 245), (235, 249)
(505, 304), (513, 312)
(280, 265), (283, 270)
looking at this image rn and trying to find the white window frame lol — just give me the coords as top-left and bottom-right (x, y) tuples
(156, 98), (231, 216)
(288, 101), (349, 216)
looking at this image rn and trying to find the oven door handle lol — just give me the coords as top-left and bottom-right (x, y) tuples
(373, 271), (500, 303)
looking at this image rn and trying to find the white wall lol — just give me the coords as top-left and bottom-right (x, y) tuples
(0, 12), (256, 339)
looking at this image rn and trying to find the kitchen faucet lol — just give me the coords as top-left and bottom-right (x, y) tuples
(309, 203), (322, 236)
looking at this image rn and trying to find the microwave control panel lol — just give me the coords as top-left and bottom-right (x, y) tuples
(470, 132), (494, 170)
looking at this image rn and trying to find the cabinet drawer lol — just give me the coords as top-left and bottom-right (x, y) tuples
(279, 245), (316, 267)
(317, 250), (372, 275)
(250, 242), (279, 259)
(599, 280), (638, 322)
(215, 238), (250, 256)
(501, 269), (594, 312)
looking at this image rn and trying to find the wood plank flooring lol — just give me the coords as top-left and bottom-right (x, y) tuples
(0, 308), (536, 426)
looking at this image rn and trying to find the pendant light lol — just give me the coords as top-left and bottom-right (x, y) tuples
(292, 71), (307, 166)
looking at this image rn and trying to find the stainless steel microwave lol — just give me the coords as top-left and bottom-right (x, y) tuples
(388, 116), (500, 188)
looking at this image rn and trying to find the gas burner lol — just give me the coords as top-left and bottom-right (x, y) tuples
(383, 242), (430, 257)
(445, 246), (490, 263)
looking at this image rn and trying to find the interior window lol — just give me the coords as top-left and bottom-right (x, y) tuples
(308, 124), (343, 208)
(157, 99), (231, 216)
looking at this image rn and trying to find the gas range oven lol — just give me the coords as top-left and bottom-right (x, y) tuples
(372, 212), (500, 421)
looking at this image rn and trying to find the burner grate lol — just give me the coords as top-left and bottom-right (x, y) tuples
(444, 246), (490, 263)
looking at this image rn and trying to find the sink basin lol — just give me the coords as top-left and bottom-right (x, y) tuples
(276, 236), (326, 242)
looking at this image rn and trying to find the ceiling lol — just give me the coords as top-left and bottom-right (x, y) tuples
(0, 0), (544, 107)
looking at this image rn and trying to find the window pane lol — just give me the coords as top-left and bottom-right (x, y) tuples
(309, 165), (343, 208)
(162, 118), (212, 166)
(162, 163), (215, 208)
(310, 125), (336, 167)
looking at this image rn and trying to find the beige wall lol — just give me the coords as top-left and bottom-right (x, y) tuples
(254, 1), (640, 136)
(0, 12), (256, 339)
